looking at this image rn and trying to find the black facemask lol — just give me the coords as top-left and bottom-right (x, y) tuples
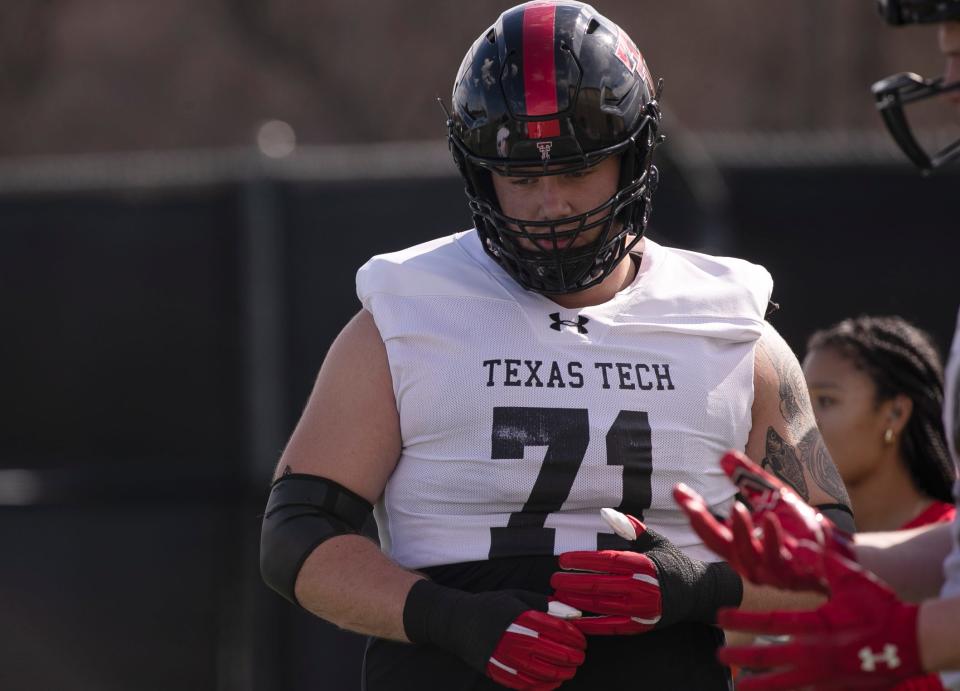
(873, 0), (960, 173)
(872, 72), (960, 173)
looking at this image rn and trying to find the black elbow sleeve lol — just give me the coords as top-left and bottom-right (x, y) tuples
(259, 473), (378, 605)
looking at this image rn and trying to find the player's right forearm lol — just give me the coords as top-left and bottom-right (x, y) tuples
(296, 536), (588, 688)
(293, 534), (424, 641)
(854, 522), (953, 602)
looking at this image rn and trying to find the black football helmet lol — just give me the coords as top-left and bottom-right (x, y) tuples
(446, 0), (662, 294)
(872, 0), (960, 172)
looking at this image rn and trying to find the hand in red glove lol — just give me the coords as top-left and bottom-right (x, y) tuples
(486, 601), (588, 691)
(403, 580), (586, 691)
(487, 602), (587, 691)
(550, 509), (662, 635)
(673, 450), (854, 593)
(717, 542), (922, 691)
(551, 508), (743, 635)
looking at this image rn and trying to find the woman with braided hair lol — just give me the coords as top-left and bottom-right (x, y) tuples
(803, 315), (955, 534)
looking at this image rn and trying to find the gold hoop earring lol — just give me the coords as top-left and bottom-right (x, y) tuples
(884, 428), (895, 444)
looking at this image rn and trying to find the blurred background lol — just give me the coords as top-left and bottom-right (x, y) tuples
(1, 1), (957, 690)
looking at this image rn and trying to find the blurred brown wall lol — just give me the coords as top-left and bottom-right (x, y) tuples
(0, 0), (948, 156)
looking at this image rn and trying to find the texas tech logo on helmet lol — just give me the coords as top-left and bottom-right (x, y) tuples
(614, 28), (653, 91)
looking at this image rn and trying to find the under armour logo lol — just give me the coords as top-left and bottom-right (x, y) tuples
(858, 645), (901, 672)
(549, 312), (589, 334)
(537, 141), (553, 160)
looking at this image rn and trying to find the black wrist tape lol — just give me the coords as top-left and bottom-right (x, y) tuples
(696, 561), (744, 622)
(402, 580), (532, 672)
(643, 537), (743, 627)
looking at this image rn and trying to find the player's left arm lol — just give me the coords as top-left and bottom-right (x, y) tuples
(745, 322), (852, 519)
(734, 322), (852, 613)
(551, 324), (854, 629)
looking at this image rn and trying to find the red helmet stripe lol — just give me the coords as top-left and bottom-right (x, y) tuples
(522, 2), (561, 139)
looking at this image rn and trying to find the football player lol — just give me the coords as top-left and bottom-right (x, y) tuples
(872, 0), (960, 172)
(676, 7), (960, 689)
(258, 2), (851, 689)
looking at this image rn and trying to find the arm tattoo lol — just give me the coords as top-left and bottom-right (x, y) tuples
(761, 426), (809, 502)
(758, 331), (851, 507)
(798, 428), (850, 506)
(759, 340), (806, 429)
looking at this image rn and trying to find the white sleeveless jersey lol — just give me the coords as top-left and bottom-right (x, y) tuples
(356, 230), (772, 569)
(939, 307), (960, 688)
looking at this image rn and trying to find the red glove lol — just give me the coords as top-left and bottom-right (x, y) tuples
(551, 508), (743, 635)
(673, 450), (854, 593)
(551, 550), (661, 635)
(717, 545), (923, 691)
(550, 502), (743, 635)
(551, 509), (661, 635)
(486, 604), (588, 691)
